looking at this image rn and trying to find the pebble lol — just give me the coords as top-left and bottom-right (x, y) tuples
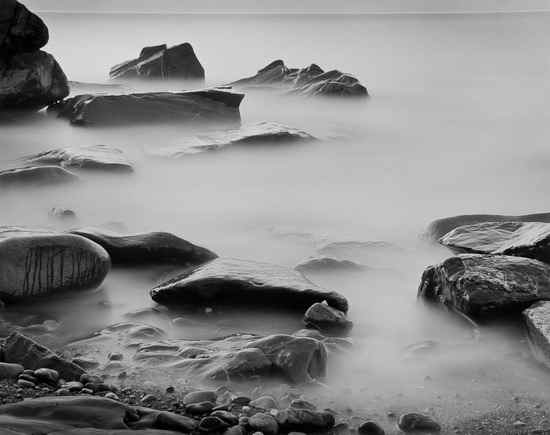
(232, 396), (252, 406)
(81, 388), (94, 395)
(18, 374), (37, 384)
(166, 386), (175, 394)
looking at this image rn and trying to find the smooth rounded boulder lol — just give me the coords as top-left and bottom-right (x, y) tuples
(0, 0), (48, 54)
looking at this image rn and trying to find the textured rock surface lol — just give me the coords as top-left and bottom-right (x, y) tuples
(0, 165), (78, 186)
(0, 0), (48, 54)
(303, 302), (352, 332)
(110, 42), (204, 81)
(523, 301), (550, 369)
(418, 254), (550, 318)
(150, 257), (348, 312)
(49, 89), (244, 126)
(0, 227), (110, 301)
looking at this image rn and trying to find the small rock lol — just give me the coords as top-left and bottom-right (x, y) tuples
(17, 379), (35, 389)
(250, 396), (278, 410)
(55, 388), (70, 395)
(211, 410), (240, 426)
(398, 413), (441, 432)
(34, 368), (59, 384)
(62, 381), (83, 392)
(141, 393), (157, 404)
(166, 386), (175, 394)
(233, 396), (252, 406)
(156, 411), (198, 432)
(108, 352), (123, 361)
(187, 401), (215, 415)
(81, 388), (94, 394)
(104, 392), (120, 400)
(358, 421), (385, 435)
(199, 416), (230, 432)
(290, 399), (316, 411)
(184, 390), (217, 405)
(249, 413), (279, 435)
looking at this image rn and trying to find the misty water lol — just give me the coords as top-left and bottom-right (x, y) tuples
(3, 10), (550, 427)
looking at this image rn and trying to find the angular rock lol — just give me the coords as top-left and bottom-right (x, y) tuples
(0, 227), (110, 301)
(0, 165), (78, 186)
(275, 408), (335, 432)
(523, 301), (550, 368)
(0, 0), (48, 54)
(26, 144), (133, 172)
(397, 413), (440, 432)
(110, 42), (204, 81)
(150, 257), (348, 312)
(303, 302), (352, 332)
(71, 227), (217, 266)
(418, 254), (550, 318)
(49, 89), (244, 126)
(230, 60), (367, 98)
(295, 257), (366, 273)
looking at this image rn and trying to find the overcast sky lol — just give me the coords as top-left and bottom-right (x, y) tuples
(26, 0), (550, 13)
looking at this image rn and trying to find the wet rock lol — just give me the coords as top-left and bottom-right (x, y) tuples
(151, 257), (348, 312)
(110, 42), (204, 81)
(183, 390), (217, 405)
(104, 392), (120, 401)
(250, 396), (278, 410)
(71, 227), (217, 266)
(187, 401), (215, 415)
(16, 378), (35, 388)
(0, 363), (24, 379)
(295, 257), (366, 273)
(0, 227), (110, 301)
(224, 425), (246, 435)
(49, 89), (244, 126)
(199, 415), (230, 432)
(62, 381), (83, 392)
(211, 410), (240, 426)
(34, 367), (59, 384)
(156, 411), (198, 432)
(523, 301), (550, 368)
(0, 0), (48, 54)
(418, 254), (550, 318)
(358, 421), (385, 435)
(397, 413), (441, 432)
(230, 60), (367, 98)
(0, 165), (78, 186)
(290, 399), (316, 411)
(275, 408), (335, 432)
(303, 302), (352, 332)
(26, 144), (133, 172)
(249, 412), (279, 435)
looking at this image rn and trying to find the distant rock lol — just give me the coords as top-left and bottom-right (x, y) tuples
(0, 0), (48, 54)
(26, 144), (133, 172)
(230, 60), (367, 97)
(397, 413), (440, 432)
(0, 165), (78, 186)
(317, 240), (405, 269)
(275, 408), (336, 432)
(0, 227), (110, 301)
(295, 257), (366, 273)
(440, 221), (550, 264)
(303, 302), (352, 333)
(418, 254), (550, 318)
(49, 207), (77, 221)
(48, 89), (244, 126)
(523, 301), (550, 369)
(71, 227), (217, 266)
(110, 42), (204, 81)
(150, 257), (348, 312)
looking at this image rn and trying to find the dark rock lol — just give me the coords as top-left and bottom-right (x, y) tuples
(0, 0), (48, 54)
(0, 363), (24, 379)
(295, 257), (366, 273)
(33, 368), (59, 384)
(62, 381), (83, 392)
(397, 413), (441, 432)
(199, 416), (230, 432)
(211, 410), (240, 426)
(155, 411), (198, 432)
(250, 396), (278, 410)
(71, 227), (217, 266)
(49, 89), (244, 126)
(187, 401), (215, 415)
(230, 60), (367, 98)
(0, 165), (78, 186)
(16, 378), (35, 388)
(275, 408), (335, 432)
(183, 390), (217, 405)
(150, 257), (348, 312)
(523, 301), (550, 368)
(0, 227), (110, 301)
(358, 421), (385, 435)
(72, 358), (99, 370)
(110, 42), (204, 81)
(249, 412), (279, 435)
(303, 302), (352, 332)
(290, 399), (316, 411)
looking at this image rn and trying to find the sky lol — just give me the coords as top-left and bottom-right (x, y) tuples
(26, 0), (550, 13)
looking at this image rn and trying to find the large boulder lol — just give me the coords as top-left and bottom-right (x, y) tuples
(230, 60), (367, 97)
(110, 42), (204, 81)
(150, 257), (348, 312)
(418, 254), (550, 318)
(0, 165), (78, 186)
(70, 228), (217, 266)
(48, 89), (244, 126)
(0, 227), (110, 301)
(0, 0), (48, 54)
(524, 301), (550, 369)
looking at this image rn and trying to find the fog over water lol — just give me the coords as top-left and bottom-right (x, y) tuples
(3, 10), (550, 425)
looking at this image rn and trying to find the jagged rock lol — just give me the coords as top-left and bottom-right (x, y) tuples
(425, 212), (550, 241)
(303, 302), (352, 332)
(439, 221), (550, 263)
(418, 254), (550, 318)
(110, 42), (204, 81)
(230, 60), (367, 97)
(150, 257), (348, 312)
(0, 227), (110, 301)
(295, 257), (366, 273)
(26, 144), (133, 172)
(0, 165), (77, 186)
(49, 89), (243, 126)
(397, 413), (441, 432)
(71, 227), (217, 266)
(0, 0), (48, 54)
(523, 301), (550, 368)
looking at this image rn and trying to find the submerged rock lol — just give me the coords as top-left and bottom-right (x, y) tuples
(110, 42), (204, 81)
(71, 227), (217, 266)
(418, 254), (550, 318)
(0, 165), (78, 186)
(397, 413), (441, 432)
(26, 144), (133, 172)
(440, 221), (550, 263)
(150, 257), (348, 312)
(0, 0), (48, 54)
(49, 89), (244, 126)
(295, 257), (366, 273)
(523, 301), (550, 368)
(303, 302), (352, 332)
(230, 60), (367, 97)
(0, 227), (110, 301)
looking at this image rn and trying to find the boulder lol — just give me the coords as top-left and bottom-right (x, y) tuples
(418, 254), (550, 318)
(0, 0), (48, 54)
(523, 301), (550, 368)
(0, 362), (24, 379)
(48, 89), (244, 126)
(0, 165), (78, 186)
(295, 257), (366, 273)
(150, 257), (348, 312)
(303, 302), (352, 332)
(25, 145), (133, 172)
(439, 221), (550, 263)
(230, 60), (367, 98)
(70, 227), (217, 266)
(0, 227), (110, 301)
(110, 42), (204, 81)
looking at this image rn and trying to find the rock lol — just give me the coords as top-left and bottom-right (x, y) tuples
(439, 221), (550, 263)
(16, 378), (35, 388)
(424, 212), (550, 241)
(62, 381), (83, 392)
(50, 208), (77, 220)
(110, 42), (204, 81)
(303, 302), (352, 332)
(156, 411), (198, 432)
(199, 416), (230, 432)
(275, 408), (335, 432)
(0, 227), (110, 301)
(71, 227), (217, 266)
(0, 363), (24, 379)
(290, 399), (316, 411)
(72, 358), (99, 370)
(250, 396), (278, 410)
(0, 0), (48, 54)
(187, 401), (215, 415)
(49, 89), (244, 126)
(34, 368), (59, 384)
(150, 257), (348, 312)
(230, 60), (367, 98)
(211, 410), (239, 426)
(249, 412), (279, 435)
(26, 144), (133, 172)
(104, 392), (120, 401)
(358, 421), (385, 435)
(295, 257), (366, 273)
(2, 332), (85, 380)
(183, 390), (217, 405)
(397, 413), (441, 432)
(523, 301), (550, 368)
(418, 254), (550, 318)
(0, 165), (78, 186)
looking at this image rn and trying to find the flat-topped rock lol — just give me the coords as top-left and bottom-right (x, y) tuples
(25, 145), (133, 172)
(0, 165), (78, 186)
(110, 42), (204, 81)
(49, 89), (244, 126)
(0, 227), (110, 301)
(150, 257), (348, 312)
(418, 254), (550, 318)
(524, 301), (550, 369)
(70, 227), (217, 266)
(0, 0), (48, 54)
(230, 60), (367, 98)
